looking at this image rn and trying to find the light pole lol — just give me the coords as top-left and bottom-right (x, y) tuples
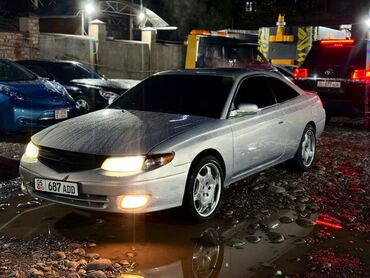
(81, 2), (95, 36)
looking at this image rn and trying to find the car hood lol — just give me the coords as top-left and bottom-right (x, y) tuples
(70, 78), (140, 91)
(0, 79), (65, 99)
(32, 109), (213, 155)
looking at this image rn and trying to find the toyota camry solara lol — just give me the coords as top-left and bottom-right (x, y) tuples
(20, 69), (326, 222)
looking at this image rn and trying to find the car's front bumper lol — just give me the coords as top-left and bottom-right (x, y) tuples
(19, 157), (189, 213)
(0, 99), (78, 132)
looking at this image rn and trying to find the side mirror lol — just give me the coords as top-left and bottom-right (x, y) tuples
(230, 103), (258, 118)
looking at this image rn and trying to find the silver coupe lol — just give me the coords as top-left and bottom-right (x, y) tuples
(20, 69), (325, 222)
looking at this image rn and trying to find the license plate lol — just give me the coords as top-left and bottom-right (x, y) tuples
(55, 109), (68, 119)
(34, 178), (78, 196)
(317, 81), (341, 88)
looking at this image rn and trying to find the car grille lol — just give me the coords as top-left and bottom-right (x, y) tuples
(30, 187), (109, 209)
(38, 146), (107, 173)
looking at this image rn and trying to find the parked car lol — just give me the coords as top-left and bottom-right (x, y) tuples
(293, 39), (369, 121)
(0, 59), (77, 133)
(17, 60), (139, 113)
(20, 68), (325, 222)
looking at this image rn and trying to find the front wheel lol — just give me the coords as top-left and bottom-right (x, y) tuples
(75, 95), (92, 114)
(289, 125), (316, 171)
(184, 156), (223, 223)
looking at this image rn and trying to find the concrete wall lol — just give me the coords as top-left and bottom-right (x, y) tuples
(98, 40), (150, 80)
(0, 17), (40, 60)
(38, 34), (185, 80)
(39, 33), (95, 67)
(150, 43), (185, 73)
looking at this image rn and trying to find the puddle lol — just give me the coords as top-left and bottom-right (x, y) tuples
(0, 205), (317, 277)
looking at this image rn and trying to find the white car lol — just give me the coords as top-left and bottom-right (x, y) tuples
(20, 68), (325, 222)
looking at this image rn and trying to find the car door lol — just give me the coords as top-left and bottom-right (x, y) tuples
(266, 76), (303, 159)
(230, 75), (286, 179)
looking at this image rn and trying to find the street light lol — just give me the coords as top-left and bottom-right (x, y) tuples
(81, 1), (96, 35)
(366, 18), (370, 27)
(138, 11), (145, 22)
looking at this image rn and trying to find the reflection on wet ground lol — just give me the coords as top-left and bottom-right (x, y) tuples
(0, 119), (369, 277)
(0, 200), (317, 277)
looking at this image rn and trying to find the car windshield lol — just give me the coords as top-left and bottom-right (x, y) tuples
(0, 60), (38, 82)
(303, 44), (366, 67)
(109, 74), (234, 118)
(52, 63), (102, 82)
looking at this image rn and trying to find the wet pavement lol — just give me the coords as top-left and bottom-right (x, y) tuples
(0, 118), (369, 278)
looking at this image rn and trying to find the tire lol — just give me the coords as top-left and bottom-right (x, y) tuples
(75, 95), (92, 113)
(184, 156), (223, 223)
(290, 125), (316, 171)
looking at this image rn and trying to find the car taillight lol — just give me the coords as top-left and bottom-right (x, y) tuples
(351, 69), (370, 81)
(293, 68), (308, 78)
(320, 39), (354, 47)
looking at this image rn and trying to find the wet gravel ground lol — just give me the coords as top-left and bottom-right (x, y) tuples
(0, 119), (369, 278)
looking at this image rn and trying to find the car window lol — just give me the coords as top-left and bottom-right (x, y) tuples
(303, 43), (366, 67)
(266, 77), (299, 103)
(51, 63), (101, 83)
(234, 76), (276, 109)
(109, 74), (234, 118)
(0, 60), (38, 82)
(21, 63), (54, 79)
(74, 65), (101, 79)
(51, 63), (75, 83)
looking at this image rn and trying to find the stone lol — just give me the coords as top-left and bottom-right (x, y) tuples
(67, 273), (80, 278)
(78, 259), (88, 267)
(67, 261), (79, 271)
(78, 269), (87, 276)
(296, 218), (316, 227)
(87, 271), (106, 278)
(29, 268), (44, 277)
(279, 216), (294, 223)
(51, 251), (66, 260)
(73, 248), (86, 256)
(125, 252), (137, 258)
(86, 253), (100, 260)
(86, 259), (112, 271)
(119, 260), (131, 267)
(246, 235), (261, 243)
(268, 184), (286, 194)
(266, 232), (285, 243)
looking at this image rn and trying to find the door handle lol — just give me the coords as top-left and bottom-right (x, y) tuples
(278, 120), (284, 124)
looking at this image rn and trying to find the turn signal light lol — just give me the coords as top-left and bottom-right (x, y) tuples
(351, 69), (370, 81)
(293, 68), (308, 78)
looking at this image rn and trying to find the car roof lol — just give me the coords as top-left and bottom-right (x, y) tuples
(17, 59), (83, 65)
(156, 67), (277, 78)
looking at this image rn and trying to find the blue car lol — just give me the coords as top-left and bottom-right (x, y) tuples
(0, 59), (78, 133)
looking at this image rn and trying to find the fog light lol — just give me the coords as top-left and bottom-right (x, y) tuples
(120, 195), (150, 209)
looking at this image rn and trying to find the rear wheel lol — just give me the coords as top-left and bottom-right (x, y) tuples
(184, 156), (223, 223)
(290, 125), (316, 171)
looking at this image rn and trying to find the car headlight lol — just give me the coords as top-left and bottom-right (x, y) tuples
(50, 81), (74, 101)
(25, 142), (39, 161)
(0, 87), (30, 101)
(99, 89), (119, 102)
(101, 153), (174, 173)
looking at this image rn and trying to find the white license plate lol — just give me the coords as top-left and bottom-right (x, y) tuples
(55, 109), (68, 119)
(317, 81), (341, 88)
(34, 178), (78, 196)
